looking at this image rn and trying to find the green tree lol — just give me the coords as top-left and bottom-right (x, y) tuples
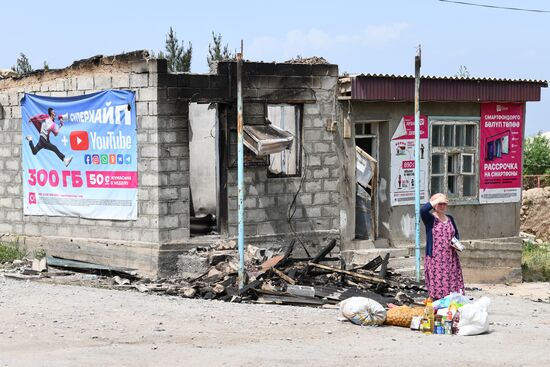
(158, 27), (192, 72)
(207, 32), (234, 72)
(455, 65), (470, 78)
(43, 61), (50, 71)
(524, 133), (550, 175)
(13, 53), (33, 74)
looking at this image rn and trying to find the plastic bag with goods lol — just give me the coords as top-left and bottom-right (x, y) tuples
(338, 297), (387, 326)
(457, 296), (491, 336)
(432, 292), (471, 310)
(384, 305), (425, 328)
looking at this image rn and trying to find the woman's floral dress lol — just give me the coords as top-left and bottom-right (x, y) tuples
(424, 216), (465, 300)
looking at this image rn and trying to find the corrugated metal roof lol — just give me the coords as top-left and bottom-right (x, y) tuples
(340, 74), (548, 102)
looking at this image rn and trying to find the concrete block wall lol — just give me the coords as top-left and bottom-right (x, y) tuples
(225, 63), (342, 247)
(155, 72), (192, 243)
(0, 52), (188, 276)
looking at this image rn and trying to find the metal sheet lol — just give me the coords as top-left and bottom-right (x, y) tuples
(349, 74), (547, 102)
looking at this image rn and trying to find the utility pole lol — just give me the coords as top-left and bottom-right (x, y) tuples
(414, 45), (422, 282)
(236, 41), (245, 289)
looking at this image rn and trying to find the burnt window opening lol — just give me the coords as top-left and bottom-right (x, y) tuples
(266, 104), (303, 178)
(430, 121), (478, 200)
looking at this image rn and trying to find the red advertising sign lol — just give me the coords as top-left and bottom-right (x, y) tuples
(479, 103), (523, 203)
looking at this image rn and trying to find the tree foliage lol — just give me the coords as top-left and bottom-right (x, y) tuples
(159, 27), (192, 72)
(13, 53), (33, 74)
(207, 32), (234, 71)
(524, 133), (550, 175)
(455, 65), (470, 78)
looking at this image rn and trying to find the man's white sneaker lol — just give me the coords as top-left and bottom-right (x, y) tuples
(64, 156), (73, 167)
(25, 135), (32, 142)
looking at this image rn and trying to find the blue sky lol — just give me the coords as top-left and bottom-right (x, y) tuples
(1, 0), (548, 135)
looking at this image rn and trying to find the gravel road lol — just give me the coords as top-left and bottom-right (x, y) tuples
(1, 277), (549, 367)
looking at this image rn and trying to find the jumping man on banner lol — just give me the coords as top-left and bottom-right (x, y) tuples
(26, 108), (73, 167)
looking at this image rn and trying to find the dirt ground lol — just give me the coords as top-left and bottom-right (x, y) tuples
(521, 187), (550, 242)
(1, 277), (549, 367)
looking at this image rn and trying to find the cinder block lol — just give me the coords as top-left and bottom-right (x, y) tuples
(138, 87), (157, 101)
(323, 155), (338, 166)
(257, 196), (276, 208)
(94, 74), (112, 89)
(112, 74), (130, 88)
(141, 173), (159, 186)
(159, 187), (179, 201)
(267, 182), (284, 194)
(313, 142), (330, 153)
(305, 181), (322, 192)
(159, 215), (179, 229)
(321, 206), (339, 217)
(257, 222), (277, 235)
(77, 76), (94, 90)
(7, 185), (20, 195)
(244, 197), (257, 208)
(304, 206), (322, 217)
(141, 145), (159, 158)
(312, 167), (330, 179)
(5, 210), (21, 221)
(130, 73), (149, 88)
(307, 154), (322, 167)
(159, 158), (179, 172)
(323, 180), (338, 192)
(298, 193), (313, 205)
(313, 192), (330, 205)
(136, 101), (149, 116)
(158, 131), (179, 144)
(5, 159), (19, 170)
(140, 201), (159, 215)
(168, 172), (186, 185)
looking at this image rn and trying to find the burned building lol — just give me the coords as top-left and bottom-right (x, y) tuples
(0, 51), (546, 282)
(0, 51), (343, 277)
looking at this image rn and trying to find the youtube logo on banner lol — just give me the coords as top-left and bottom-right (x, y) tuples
(70, 131), (89, 150)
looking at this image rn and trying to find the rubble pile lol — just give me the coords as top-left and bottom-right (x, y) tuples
(135, 239), (428, 307)
(284, 56), (330, 65)
(1, 239), (428, 308)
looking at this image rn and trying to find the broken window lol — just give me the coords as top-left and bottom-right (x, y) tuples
(430, 121), (478, 200)
(266, 105), (302, 177)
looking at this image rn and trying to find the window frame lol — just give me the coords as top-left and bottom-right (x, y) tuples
(266, 104), (303, 178)
(429, 117), (480, 204)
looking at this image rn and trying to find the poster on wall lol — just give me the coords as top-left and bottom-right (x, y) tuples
(479, 103), (523, 204)
(21, 90), (138, 220)
(390, 115), (430, 206)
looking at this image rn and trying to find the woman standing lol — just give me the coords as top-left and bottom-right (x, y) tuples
(421, 193), (465, 300)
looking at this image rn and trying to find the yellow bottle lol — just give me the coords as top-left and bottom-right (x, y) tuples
(423, 298), (435, 334)
(427, 298), (435, 334)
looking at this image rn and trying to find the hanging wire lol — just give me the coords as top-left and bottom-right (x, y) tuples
(439, 0), (550, 13)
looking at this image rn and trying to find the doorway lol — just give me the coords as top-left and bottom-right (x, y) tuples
(188, 103), (218, 236)
(354, 121), (379, 240)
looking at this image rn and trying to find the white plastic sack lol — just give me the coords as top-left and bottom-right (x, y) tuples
(338, 297), (387, 326)
(458, 296), (491, 336)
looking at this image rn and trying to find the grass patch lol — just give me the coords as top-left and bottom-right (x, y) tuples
(0, 241), (26, 263)
(522, 242), (550, 282)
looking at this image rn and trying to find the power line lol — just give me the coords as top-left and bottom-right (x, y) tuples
(438, 0), (550, 13)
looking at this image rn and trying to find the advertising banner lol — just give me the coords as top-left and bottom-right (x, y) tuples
(21, 90), (138, 220)
(479, 103), (523, 204)
(390, 115), (429, 206)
